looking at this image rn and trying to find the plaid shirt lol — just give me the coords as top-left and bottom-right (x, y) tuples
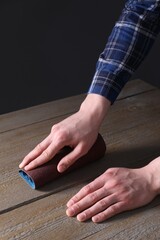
(88, 0), (160, 104)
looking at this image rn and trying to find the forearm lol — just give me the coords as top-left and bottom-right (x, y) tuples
(89, 0), (160, 104)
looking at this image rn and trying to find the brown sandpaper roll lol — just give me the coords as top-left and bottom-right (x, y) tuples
(19, 134), (106, 189)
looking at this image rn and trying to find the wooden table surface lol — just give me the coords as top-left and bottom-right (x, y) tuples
(0, 80), (160, 240)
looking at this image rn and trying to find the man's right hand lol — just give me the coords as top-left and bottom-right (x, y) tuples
(19, 94), (110, 172)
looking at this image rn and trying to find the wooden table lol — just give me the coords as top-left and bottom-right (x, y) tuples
(0, 80), (160, 240)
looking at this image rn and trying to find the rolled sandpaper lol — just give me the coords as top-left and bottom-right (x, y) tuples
(19, 134), (106, 189)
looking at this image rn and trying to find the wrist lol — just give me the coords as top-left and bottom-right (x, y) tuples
(144, 156), (160, 195)
(80, 94), (111, 127)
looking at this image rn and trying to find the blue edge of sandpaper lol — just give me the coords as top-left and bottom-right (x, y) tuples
(19, 170), (36, 189)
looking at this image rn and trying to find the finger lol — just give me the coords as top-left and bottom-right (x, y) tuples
(92, 201), (125, 223)
(66, 187), (107, 218)
(77, 194), (116, 222)
(57, 144), (85, 173)
(19, 135), (51, 168)
(67, 175), (105, 207)
(24, 140), (64, 171)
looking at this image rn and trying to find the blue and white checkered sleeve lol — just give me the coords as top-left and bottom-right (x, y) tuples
(88, 0), (160, 104)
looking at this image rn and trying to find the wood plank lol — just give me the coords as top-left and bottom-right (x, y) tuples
(0, 185), (160, 240)
(0, 79), (155, 133)
(84, 204), (160, 240)
(0, 90), (160, 213)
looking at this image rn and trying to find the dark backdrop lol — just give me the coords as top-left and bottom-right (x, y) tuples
(0, 0), (159, 114)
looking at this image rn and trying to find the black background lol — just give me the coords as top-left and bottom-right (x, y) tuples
(0, 0), (159, 114)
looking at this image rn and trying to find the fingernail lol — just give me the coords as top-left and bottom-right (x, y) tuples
(66, 207), (75, 217)
(77, 213), (86, 222)
(58, 164), (67, 173)
(19, 162), (25, 169)
(19, 163), (22, 168)
(24, 165), (29, 171)
(92, 216), (99, 223)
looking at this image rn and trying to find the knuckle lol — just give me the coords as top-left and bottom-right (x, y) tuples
(51, 124), (59, 133)
(111, 180), (119, 188)
(99, 212), (107, 220)
(106, 179), (119, 189)
(84, 208), (92, 218)
(55, 130), (68, 144)
(105, 168), (116, 176)
(42, 150), (50, 159)
(99, 199), (107, 208)
(71, 195), (78, 204)
(109, 204), (119, 214)
(74, 202), (80, 212)
(103, 182), (108, 191)
(83, 184), (92, 195)
(105, 167), (121, 177)
(35, 143), (43, 152)
(89, 192), (98, 203)
(30, 159), (38, 168)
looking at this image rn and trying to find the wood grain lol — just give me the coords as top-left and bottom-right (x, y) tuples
(0, 185), (160, 240)
(0, 79), (155, 133)
(0, 90), (159, 214)
(0, 80), (160, 240)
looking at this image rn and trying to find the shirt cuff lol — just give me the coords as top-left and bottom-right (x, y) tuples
(88, 71), (131, 104)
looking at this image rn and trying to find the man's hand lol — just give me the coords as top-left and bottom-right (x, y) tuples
(19, 94), (110, 172)
(66, 158), (160, 223)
